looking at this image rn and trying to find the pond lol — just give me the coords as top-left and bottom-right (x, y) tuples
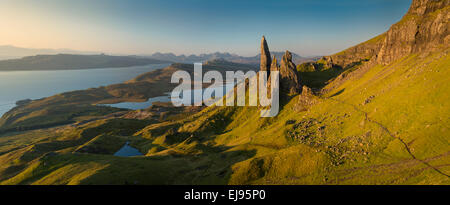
(113, 142), (143, 157)
(99, 95), (172, 110)
(101, 82), (236, 110)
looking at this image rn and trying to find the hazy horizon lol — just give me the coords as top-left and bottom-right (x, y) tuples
(0, 44), (323, 58)
(1, 0), (412, 57)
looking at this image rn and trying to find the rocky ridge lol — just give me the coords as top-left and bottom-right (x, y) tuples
(320, 0), (449, 68)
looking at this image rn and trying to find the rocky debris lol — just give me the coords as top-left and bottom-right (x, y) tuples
(318, 125), (326, 131)
(301, 85), (314, 96)
(285, 119), (296, 125)
(288, 118), (325, 147)
(323, 134), (374, 166)
(279, 51), (302, 95)
(260, 36), (272, 77)
(289, 118), (374, 166)
(363, 95), (375, 105)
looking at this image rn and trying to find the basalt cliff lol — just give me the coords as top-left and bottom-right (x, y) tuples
(321, 0), (449, 69)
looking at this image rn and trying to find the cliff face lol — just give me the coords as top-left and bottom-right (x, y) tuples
(324, 0), (449, 68)
(377, 0), (449, 64)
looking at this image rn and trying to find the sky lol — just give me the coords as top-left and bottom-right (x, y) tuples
(0, 0), (412, 57)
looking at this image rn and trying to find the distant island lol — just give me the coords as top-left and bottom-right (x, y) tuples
(0, 45), (99, 60)
(0, 54), (171, 71)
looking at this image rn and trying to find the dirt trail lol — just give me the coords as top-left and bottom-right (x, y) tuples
(323, 96), (450, 178)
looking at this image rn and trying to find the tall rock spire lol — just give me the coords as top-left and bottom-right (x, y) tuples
(260, 36), (272, 77)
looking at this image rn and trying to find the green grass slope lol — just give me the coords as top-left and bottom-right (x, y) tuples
(1, 49), (447, 185)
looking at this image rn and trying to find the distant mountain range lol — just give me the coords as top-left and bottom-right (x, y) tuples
(0, 45), (320, 69)
(0, 54), (169, 71)
(148, 51), (320, 65)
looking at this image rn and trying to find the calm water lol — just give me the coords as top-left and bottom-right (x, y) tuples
(114, 142), (143, 157)
(0, 64), (170, 117)
(101, 83), (236, 110)
(99, 95), (172, 110)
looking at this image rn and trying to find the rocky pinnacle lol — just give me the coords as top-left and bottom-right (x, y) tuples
(262, 37), (302, 95)
(260, 36), (272, 78)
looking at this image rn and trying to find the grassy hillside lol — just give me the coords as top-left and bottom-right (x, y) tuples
(0, 0), (447, 185)
(0, 49), (447, 184)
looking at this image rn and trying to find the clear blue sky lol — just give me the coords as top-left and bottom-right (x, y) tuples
(0, 0), (412, 56)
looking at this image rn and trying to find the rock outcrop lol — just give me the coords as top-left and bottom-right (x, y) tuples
(279, 51), (301, 95)
(294, 86), (317, 112)
(260, 36), (272, 77)
(270, 56), (279, 72)
(376, 0), (449, 64)
(260, 37), (302, 95)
